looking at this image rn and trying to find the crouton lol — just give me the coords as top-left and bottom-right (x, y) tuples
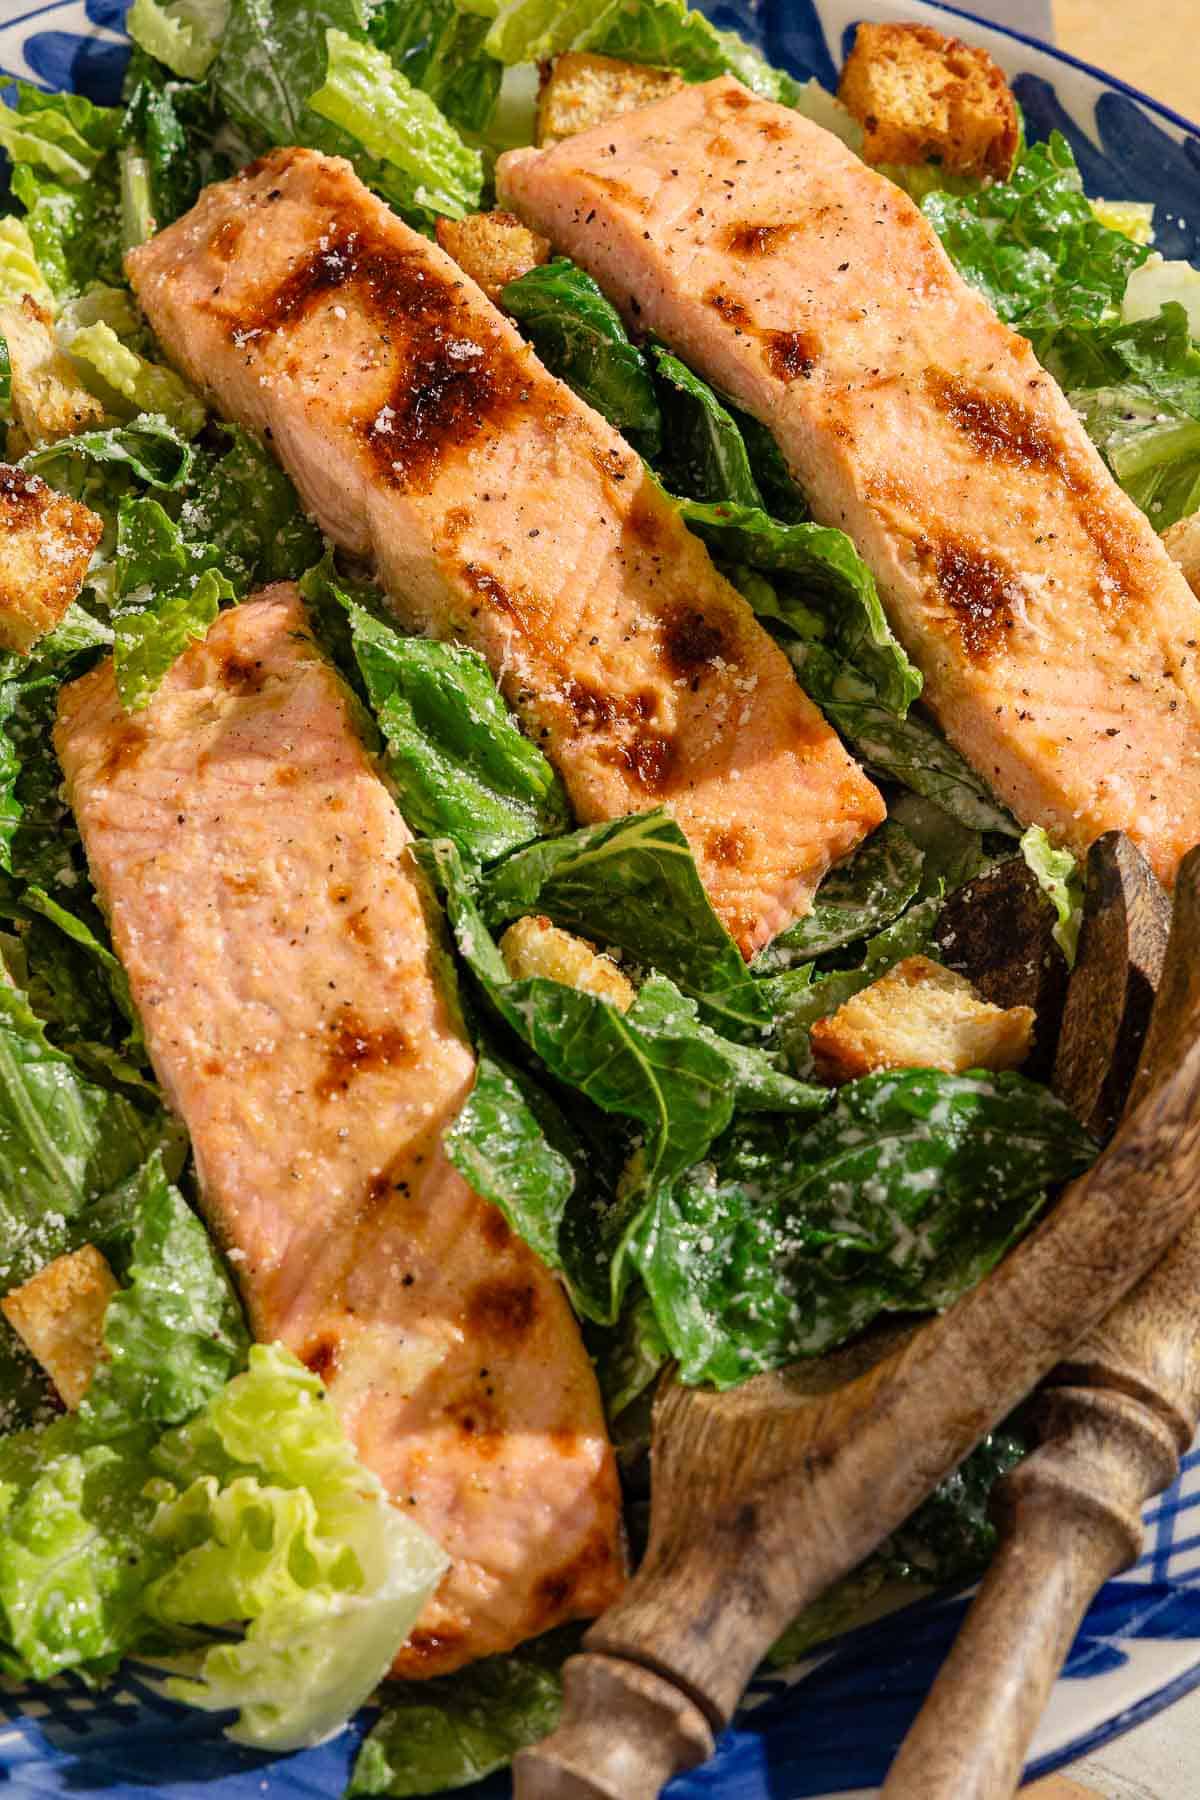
(0, 464), (103, 652)
(0, 294), (104, 447)
(837, 21), (1020, 182)
(1164, 511), (1200, 599)
(810, 955), (1036, 1084)
(435, 211), (551, 305)
(1, 1244), (118, 1408)
(500, 913), (636, 1011)
(536, 52), (684, 148)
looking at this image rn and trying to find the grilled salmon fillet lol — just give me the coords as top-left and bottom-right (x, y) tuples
(54, 588), (624, 1677)
(124, 149), (884, 958)
(499, 78), (1200, 885)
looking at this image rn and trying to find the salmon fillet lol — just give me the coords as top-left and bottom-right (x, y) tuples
(124, 148), (884, 958)
(499, 78), (1200, 885)
(54, 588), (624, 1677)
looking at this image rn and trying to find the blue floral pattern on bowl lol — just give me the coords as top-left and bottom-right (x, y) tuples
(1, 1), (1199, 1794)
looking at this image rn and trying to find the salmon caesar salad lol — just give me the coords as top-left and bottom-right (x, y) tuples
(0, 0), (1199, 1787)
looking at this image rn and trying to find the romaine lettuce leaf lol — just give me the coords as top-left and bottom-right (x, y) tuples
(751, 819), (924, 973)
(123, 48), (243, 235)
(184, 425), (323, 587)
(651, 346), (763, 509)
(350, 1631), (571, 1796)
(368, 0), (501, 134)
(309, 29), (484, 221)
(148, 1344), (449, 1749)
(1020, 824), (1083, 966)
(481, 808), (770, 1037)
(792, 641), (1019, 834)
(67, 322), (206, 437)
(10, 159), (124, 299)
(502, 260), (661, 455)
(111, 495), (234, 711)
(0, 216), (53, 311)
(343, 597), (569, 863)
(679, 498), (921, 715)
(1123, 257), (1200, 336)
(22, 416), (196, 490)
(635, 1070), (1095, 1385)
(923, 133), (1149, 341)
(0, 979), (167, 1291)
(0, 82), (117, 186)
(126, 0), (228, 80)
(444, 1053), (579, 1273)
(77, 1152), (248, 1439)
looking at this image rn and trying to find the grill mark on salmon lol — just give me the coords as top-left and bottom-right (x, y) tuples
(498, 78), (1200, 883)
(125, 147), (885, 958)
(54, 589), (624, 1677)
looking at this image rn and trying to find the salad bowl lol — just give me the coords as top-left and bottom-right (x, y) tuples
(1, 1), (1199, 1797)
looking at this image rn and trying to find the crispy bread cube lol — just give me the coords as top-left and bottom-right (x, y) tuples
(810, 954), (1036, 1084)
(1164, 511), (1200, 599)
(0, 295), (105, 447)
(0, 464), (103, 652)
(536, 52), (684, 147)
(500, 913), (636, 1011)
(435, 211), (551, 305)
(1, 1245), (118, 1408)
(837, 21), (1020, 181)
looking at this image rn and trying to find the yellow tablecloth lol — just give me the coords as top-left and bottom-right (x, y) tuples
(1054, 0), (1199, 123)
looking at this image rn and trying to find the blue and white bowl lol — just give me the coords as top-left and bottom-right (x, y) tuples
(2, 2), (1199, 1794)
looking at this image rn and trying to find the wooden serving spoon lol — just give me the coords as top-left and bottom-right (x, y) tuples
(880, 844), (1200, 1800)
(515, 843), (1200, 1800)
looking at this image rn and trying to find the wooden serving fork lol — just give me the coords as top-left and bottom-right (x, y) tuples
(515, 843), (1200, 1800)
(881, 842), (1200, 1799)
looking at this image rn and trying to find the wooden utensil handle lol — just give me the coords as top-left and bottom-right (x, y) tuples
(515, 1044), (1200, 1800)
(881, 846), (1200, 1800)
(880, 1386), (1180, 1799)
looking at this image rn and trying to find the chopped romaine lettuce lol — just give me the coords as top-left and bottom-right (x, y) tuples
(309, 29), (484, 220)
(1093, 198), (1156, 246)
(502, 260), (662, 455)
(445, 1054), (579, 1273)
(0, 216), (53, 311)
(924, 133), (1149, 342)
(66, 322), (206, 437)
(339, 593), (569, 863)
(752, 820), (924, 973)
(350, 1631), (572, 1796)
(111, 496), (235, 711)
(149, 1344), (449, 1749)
(679, 498), (922, 716)
(184, 425), (323, 587)
(635, 1070), (1095, 1385)
(119, 147), (157, 249)
(0, 82), (117, 186)
(77, 1152), (248, 1439)
(22, 416), (196, 490)
(126, 0), (228, 81)
(652, 346), (764, 509)
(1123, 257), (1200, 337)
(481, 808), (770, 1038)
(368, 0), (501, 134)
(1020, 824), (1083, 966)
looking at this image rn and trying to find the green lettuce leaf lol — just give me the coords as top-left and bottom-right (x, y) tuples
(125, 0), (228, 80)
(501, 260), (661, 455)
(112, 495), (234, 710)
(67, 322), (206, 437)
(444, 1054), (578, 1274)
(10, 158), (124, 300)
(0, 216), (54, 310)
(887, 790), (992, 899)
(149, 1344), (449, 1749)
(350, 1631), (571, 1796)
(678, 499), (921, 715)
(651, 346), (763, 508)
(77, 1152), (248, 1439)
(1020, 824), (1083, 966)
(0, 81), (117, 186)
(923, 133), (1148, 340)
(308, 29), (484, 221)
(635, 1070), (1096, 1385)
(481, 809), (769, 1038)
(752, 819), (924, 973)
(343, 598), (569, 863)
(22, 416), (196, 490)
(184, 426), (322, 588)
(1124, 257), (1200, 337)
(793, 642), (1019, 834)
(368, 0), (501, 134)
(0, 981), (167, 1291)
(122, 48), (242, 235)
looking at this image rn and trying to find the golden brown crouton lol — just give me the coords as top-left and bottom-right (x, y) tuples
(435, 211), (551, 305)
(837, 22), (1020, 182)
(500, 913), (636, 1011)
(536, 52), (684, 148)
(0, 463), (104, 652)
(1, 1244), (118, 1408)
(1164, 511), (1200, 599)
(0, 294), (105, 447)
(810, 955), (1036, 1084)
